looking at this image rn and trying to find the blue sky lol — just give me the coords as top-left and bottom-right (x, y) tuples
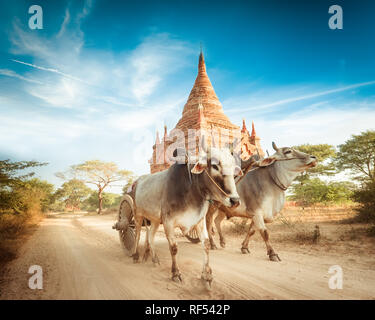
(0, 0), (375, 192)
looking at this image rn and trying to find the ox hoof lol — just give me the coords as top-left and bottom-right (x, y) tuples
(203, 279), (212, 291)
(201, 273), (213, 291)
(152, 255), (160, 266)
(241, 247), (250, 254)
(210, 243), (218, 250)
(142, 247), (151, 263)
(172, 273), (183, 283)
(132, 253), (139, 263)
(269, 253), (281, 262)
(220, 241), (226, 248)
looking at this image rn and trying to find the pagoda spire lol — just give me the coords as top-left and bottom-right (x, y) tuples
(251, 121), (256, 137)
(198, 47), (206, 75)
(155, 130), (160, 144)
(242, 118), (248, 132)
(163, 125), (168, 141)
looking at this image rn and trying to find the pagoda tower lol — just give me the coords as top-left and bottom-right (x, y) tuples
(149, 51), (264, 173)
(241, 119), (264, 159)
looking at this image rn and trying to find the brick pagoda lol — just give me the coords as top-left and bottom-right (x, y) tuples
(149, 51), (264, 174)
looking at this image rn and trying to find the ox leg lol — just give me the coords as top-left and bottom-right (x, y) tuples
(259, 229), (281, 262)
(143, 220), (160, 265)
(241, 220), (255, 254)
(214, 210), (226, 248)
(196, 217), (213, 290)
(206, 206), (218, 250)
(131, 215), (143, 263)
(163, 220), (182, 282)
(252, 213), (281, 261)
(142, 224), (151, 263)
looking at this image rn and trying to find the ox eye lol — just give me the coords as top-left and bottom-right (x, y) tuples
(212, 164), (219, 171)
(284, 150), (292, 155)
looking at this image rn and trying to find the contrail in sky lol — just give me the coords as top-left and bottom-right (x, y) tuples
(229, 80), (375, 113)
(11, 59), (89, 84)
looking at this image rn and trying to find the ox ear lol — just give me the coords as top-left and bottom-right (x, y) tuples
(258, 157), (276, 167)
(191, 161), (207, 174)
(171, 148), (187, 164)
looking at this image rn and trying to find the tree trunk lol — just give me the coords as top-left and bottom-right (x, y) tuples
(98, 189), (103, 214)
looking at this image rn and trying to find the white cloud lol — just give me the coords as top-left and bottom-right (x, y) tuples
(11, 59), (87, 83)
(56, 8), (71, 38)
(0, 68), (43, 84)
(2, 1), (375, 192)
(113, 33), (194, 103)
(225, 81), (375, 115)
(253, 106), (375, 151)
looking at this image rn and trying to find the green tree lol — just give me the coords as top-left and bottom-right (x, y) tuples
(83, 191), (122, 212)
(290, 178), (355, 206)
(336, 130), (375, 182)
(57, 160), (132, 214)
(290, 144), (342, 206)
(54, 179), (91, 212)
(0, 160), (49, 214)
(293, 144), (336, 183)
(352, 181), (375, 223)
(7, 178), (54, 215)
(0, 160), (47, 187)
(122, 174), (137, 195)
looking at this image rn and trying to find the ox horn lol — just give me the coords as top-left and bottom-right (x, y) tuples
(272, 141), (279, 151)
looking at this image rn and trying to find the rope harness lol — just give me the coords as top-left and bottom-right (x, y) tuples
(204, 169), (231, 198)
(269, 169), (288, 191)
(203, 156), (262, 200)
(196, 155), (310, 199)
(267, 157), (307, 191)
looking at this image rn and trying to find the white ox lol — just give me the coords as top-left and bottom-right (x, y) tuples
(206, 142), (317, 261)
(132, 142), (244, 289)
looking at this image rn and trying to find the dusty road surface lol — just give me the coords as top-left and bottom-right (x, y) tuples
(0, 213), (374, 300)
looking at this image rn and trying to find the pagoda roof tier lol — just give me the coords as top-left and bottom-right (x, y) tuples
(175, 52), (238, 132)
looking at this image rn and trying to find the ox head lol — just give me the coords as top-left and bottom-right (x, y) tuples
(190, 137), (243, 208)
(258, 142), (317, 172)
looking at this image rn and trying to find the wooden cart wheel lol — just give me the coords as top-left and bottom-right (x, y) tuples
(117, 195), (136, 256)
(185, 226), (201, 243)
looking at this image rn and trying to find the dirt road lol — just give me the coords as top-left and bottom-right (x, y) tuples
(0, 213), (374, 300)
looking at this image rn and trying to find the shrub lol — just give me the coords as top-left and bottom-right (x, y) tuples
(352, 181), (375, 223)
(290, 178), (355, 206)
(83, 191), (122, 212)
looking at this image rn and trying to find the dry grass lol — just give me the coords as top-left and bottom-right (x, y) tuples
(225, 217), (249, 235)
(223, 206), (375, 249)
(0, 211), (42, 268)
(226, 217), (324, 244)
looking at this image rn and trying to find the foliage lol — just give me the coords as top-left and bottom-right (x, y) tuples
(0, 160), (51, 266)
(0, 159), (53, 215)
(83, 191), (122, 212)
(336, 130), (375, 182)
(57, 160), (132, 214)
(352, 181), (375, 223)
(0, 159), (47, 187)
(289, 178), (355, 206)
(1, 178), (55, 215)
(54, 179), (92, 211)
(122, 175), (137, 195)
(293, 144), (336, 183)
